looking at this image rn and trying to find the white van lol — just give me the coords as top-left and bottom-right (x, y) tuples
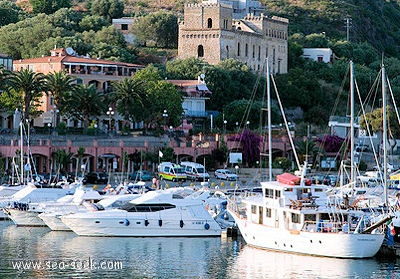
(158, 162), (187, 182)
(180, 162), (210, 181)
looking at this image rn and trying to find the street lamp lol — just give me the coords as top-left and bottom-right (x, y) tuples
(107, 107), (114, 133)
(246, 121), (250, 129)
(50, 105), (59, 135)
(162, 109), (168, 132)
(223, 120), (227, 134)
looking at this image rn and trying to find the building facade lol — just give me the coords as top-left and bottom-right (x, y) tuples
(12, 48), (144, 130)
(178, 3), (288, 74)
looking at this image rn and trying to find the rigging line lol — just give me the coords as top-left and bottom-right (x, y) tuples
(270, 74), (301, 170)
(354, 70), (384, 185)
(386, 75), (400, 128)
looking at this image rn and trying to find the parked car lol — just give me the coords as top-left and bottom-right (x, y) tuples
(84, 172), (108, 184)
(129, 170), (153, 181)
(214, 169), (238, 181)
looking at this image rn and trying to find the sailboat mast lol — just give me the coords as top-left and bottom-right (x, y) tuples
(382, 64), (388, 206)
(267, 58), (272, 181)
(19, 121), (23, 185)
(350, 61), (355, 183)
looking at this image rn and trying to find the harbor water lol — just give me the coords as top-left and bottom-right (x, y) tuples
(0, 221), (399, 279)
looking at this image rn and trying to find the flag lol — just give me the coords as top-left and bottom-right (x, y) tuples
(159, 150), (163, 158)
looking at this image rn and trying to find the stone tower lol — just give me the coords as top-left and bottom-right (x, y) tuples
(178, 3), (288, 74)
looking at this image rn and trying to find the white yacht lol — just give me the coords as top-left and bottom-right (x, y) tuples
(39, 193), (139, 231)
(61, 188), (222, 237)
(228, 172), (389, 258)
(3, 183), (79, 226)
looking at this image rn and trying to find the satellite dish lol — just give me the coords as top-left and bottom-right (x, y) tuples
(66, 47), (75, 56)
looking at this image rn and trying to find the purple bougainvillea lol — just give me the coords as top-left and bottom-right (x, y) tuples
(314, 135), (345, 153)
(228, 129), (262, 165)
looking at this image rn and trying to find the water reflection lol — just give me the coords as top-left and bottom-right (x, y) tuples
(0, 222), (398, 279)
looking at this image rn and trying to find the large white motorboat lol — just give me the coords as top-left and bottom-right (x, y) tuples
(228, 172), (388, 258)
(61, 187), (222, 237)
(39, 193), (140, 231)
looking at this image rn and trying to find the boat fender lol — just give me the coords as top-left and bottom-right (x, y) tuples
(124, 219), (130, 226)
(204, 223), (210, 230)
(145, 219), (149, 226)
(159, 219), (162, 227)
(180, 220), (184, 228)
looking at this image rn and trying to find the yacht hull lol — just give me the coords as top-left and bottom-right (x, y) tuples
(5, 208), (45, 226)
(61, 211), (221, 237)
(231, 213), (385, 258)
(39, 213), (71, 231)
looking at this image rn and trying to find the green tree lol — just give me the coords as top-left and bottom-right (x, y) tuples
(8, 69), (47, 122)
(111, 77), (146, 123)
(166, 57), (207, 80)
(131, 11), (178, 48)
(0, 0), (26, 27)
(79, 15), (110, 32)
(53, 149), (73, 175)
(90, 0), (124, 22)
(65, 84), (107, 129)
(45, 71), (76, 113)
(30, 0), (71, 15)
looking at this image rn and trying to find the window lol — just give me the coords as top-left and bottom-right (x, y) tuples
(258, 46), (261, 60)
(197, 45), (204, 58)
(245, 44), (248, 57)
(226, 46), (229, 59)
(121, 24), (128, 30)
(265, 208), (272, 218)
(237, 43), (241, 56)
(264, 188), (273, 198)
(207, 18), (212, 28)
(291, 213), (301, 223)
(251, 205), (257, 214)
(252, 45), (255, 58)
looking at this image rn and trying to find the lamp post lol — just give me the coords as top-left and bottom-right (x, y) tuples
(162, 109), (168, 132)
(246, 121), (250, 129)
(223, 120), (227, 134)
(107, 107), (114, 134)
(50, 105), (59, 135)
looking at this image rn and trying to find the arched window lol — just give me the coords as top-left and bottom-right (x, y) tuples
(207, 18), (212, 28)
(245, 44), (248, 57)
(226, 46), (229, 59)
(198, 45), (204, 58)
(237, 43), (241, 56)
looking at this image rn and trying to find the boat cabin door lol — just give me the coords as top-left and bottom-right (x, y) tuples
(258, 206), (263, 224)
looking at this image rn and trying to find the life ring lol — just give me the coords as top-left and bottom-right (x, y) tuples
(204, 223), (210, 230)
(124, 219), (130, 226)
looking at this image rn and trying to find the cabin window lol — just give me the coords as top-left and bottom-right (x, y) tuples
(121, 24), (128, 30)
(264, 189), (273, 198)
(122, 203), (176, 212)
(304, 214), (316, 221)
(165, 166), (170, 172)
(265, 208), (272, 218)
(291, 213), (301, 224)
(274, 190), (281, 198)
(251, 205), (257, 214)
(315, 188), (324, 193)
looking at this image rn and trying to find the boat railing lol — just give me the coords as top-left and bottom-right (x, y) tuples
(227, 196), (246, 219)
(302, 220), (350, 234)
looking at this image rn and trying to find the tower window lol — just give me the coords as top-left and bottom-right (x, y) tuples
(198, 45), (204, 58)
(207, 18), (212, 28)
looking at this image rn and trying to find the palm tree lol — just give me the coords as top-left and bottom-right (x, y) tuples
(75, 147), (85, 179)
(53, 149), (73, 177)
(8, 69), (46, 122)
(0, 65), (11, 93)
(65, 84), (107, 129)
(112, 78), (145, 123)
(46, 71), (76, 113)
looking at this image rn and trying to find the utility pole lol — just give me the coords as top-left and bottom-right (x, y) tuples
(344, 16), (352, 42)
